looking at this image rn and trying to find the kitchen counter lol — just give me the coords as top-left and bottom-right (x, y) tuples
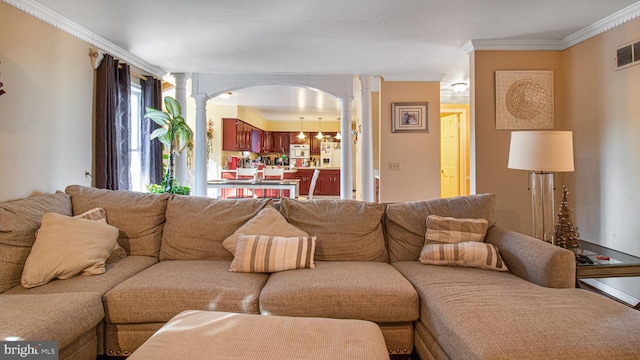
(293, 167), (341, 170)
(221, 169), (298, 173)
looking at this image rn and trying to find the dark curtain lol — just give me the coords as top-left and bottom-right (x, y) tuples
(140, 78), (164, 185)
(95, 54), (131, 190)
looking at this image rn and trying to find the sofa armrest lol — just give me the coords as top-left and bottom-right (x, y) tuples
(485, 225), (576, 288)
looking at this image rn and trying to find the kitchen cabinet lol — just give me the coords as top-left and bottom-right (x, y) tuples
(290, 132), (309, 145)
(223, 118), (253, 151)
(293, 169), (314, 195)
(263, 132), (274, 152)
(316, 170), (340, 196)
(251, 129), (263, 153)
(272, 132), (290, 153)
(310, 134), (321, 154)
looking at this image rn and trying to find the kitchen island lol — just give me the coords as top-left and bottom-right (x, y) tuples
(292, 167), (341, 196)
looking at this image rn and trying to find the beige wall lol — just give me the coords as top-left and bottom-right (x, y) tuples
(472, 50), (564, 234)
(379, 80), (441, 202)
(563, 17), (640, 259)
(0, 3), (93, 202)
(372, 92), (380, 171)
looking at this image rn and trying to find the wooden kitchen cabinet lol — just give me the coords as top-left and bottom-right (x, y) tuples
(223, 118), (253, 151)
(316, 170), (340, 195)
(290, 132), (309, 145)
(293, 169), (314, 195)
(272, 132), (290, 153)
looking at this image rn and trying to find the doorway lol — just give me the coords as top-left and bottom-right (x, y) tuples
(440, 105), (470, 198)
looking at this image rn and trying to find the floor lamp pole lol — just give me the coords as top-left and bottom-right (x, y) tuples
(530, 172), (555, 243)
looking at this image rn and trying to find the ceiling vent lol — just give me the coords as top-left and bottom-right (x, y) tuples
(615, 40), (640, 71)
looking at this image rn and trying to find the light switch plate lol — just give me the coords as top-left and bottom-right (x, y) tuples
(388, 162), (401, 171)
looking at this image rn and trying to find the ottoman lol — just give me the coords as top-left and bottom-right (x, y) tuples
(128, 310), (390, 360)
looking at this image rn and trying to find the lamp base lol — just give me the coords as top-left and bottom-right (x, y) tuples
(530, 172), (555, 242)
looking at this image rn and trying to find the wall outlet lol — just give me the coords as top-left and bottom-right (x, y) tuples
(388, 162), (401, 171)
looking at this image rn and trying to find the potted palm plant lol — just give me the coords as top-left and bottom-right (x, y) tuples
(144, 96), (193, 194)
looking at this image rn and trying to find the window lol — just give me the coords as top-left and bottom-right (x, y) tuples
(129, 84), (144, 192)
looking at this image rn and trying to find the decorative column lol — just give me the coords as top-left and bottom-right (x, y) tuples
(193, 93), (209, 197)
(173, 73), (189, 188)
(339, 96), (354, 199)
(359, 76), (374, 202)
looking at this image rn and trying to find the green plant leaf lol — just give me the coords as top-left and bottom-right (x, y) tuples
(144, 109), (170, 127)
(164, 96), (181, 119)
(150, 127), (167, 140)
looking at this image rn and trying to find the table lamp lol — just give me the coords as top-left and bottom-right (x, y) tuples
(508, 131), (574, 242)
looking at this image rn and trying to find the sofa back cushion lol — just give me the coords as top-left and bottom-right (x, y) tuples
(65, 185), (169, 258)
(385, 194), (496, 262)
(0, 192), (72, 293)
(279, 198), (388, 262)
(161, 196), (272, 260)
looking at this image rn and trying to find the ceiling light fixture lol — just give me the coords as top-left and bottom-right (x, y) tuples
(316, 117), (324, 139)
(451, 83), (468, 93)
(297, 117), (306, 139)
(335, 117), (342, 140)
(219, 91), (232, 99)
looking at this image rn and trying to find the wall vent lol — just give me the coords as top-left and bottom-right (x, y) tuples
(615, 40), (640, 71)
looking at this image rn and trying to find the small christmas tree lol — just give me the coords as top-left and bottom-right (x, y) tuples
(554, 185), (580, 249)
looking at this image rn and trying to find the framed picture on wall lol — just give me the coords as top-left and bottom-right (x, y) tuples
(391, 102), (429, 133)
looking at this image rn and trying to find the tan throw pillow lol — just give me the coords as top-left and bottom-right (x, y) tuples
(229, 235), (316, 273)
(419, 242), (508, 272)
(75, 207), (127, 259)
(21, 212), (120, 288)
(425, 215), (488, 244)
(223, 206), (308, 254)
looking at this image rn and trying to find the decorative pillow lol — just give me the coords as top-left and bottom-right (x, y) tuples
(75, 207), (127, 260)
(223, 206), (308, 254)
(229, 235), (316, 273)
(419, 242), (508, 272)
(425, 215), (489, 244)
(21, 212), (120, 288)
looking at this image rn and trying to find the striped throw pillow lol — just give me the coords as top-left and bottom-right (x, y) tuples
(230, 235), (316, 273)
(419, 241), (508, 272)
(425, 215), (488, 244)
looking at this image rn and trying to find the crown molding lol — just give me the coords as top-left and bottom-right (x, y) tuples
(562, 1), (640, 49)
(4, 0), (166, 78)
(462, 2), (640, 53)
(461, 39), (563, 53)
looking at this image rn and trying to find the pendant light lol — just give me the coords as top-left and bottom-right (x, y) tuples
(316, 117), (324, 139)
(297, 117), (306, 139)
(335, 117), (342, 140)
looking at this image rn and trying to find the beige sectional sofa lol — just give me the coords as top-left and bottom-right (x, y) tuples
(1, 185), (640, 360)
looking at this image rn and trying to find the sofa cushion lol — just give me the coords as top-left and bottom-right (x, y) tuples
(161, 197), (272, 261)
(425, 215), (488, 244)
(259, 261), (418, 323)
(104, 260), (269, 324)
(0, 192), (72, 293)
(6, 255), (157, 296)
(0, 292), (104, 350)
(279, 199), (388, 261)
(65, 185), (169, 258)
(229, 235), (316, 273)
(419, 242), (508, 272)
(223, 205), (309, 254)
(74, 207), (127, 259)
(385, 194), (496, 262)
(21, 212), (120, 288)
(393, 261), (640, 359)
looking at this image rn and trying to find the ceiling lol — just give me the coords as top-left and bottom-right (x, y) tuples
(22, 0), (640, 121)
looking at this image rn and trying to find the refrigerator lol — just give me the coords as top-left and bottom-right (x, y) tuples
(320, 142), (341, 168)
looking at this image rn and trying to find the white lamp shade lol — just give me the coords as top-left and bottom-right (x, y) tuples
(508, 131), (574, 172)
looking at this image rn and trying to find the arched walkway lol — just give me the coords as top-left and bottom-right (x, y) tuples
(181, 73), (357, 198)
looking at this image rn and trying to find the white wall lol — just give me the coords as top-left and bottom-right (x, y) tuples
(0, 3), (93, 202)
